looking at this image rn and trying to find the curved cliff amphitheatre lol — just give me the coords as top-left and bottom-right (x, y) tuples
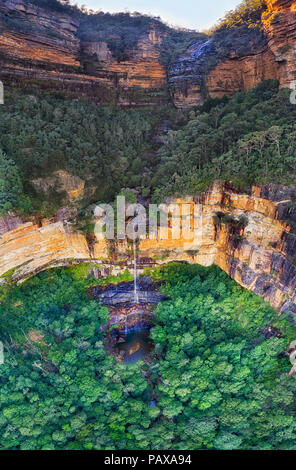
(0, 0), (296, 452)
(2, 183), (296, 314)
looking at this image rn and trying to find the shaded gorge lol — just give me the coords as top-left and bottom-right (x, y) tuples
(92, 277), (167, 363)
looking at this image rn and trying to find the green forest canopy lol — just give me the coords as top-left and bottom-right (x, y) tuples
(0, 263), (295, 450)
(151, 81), (296, 200)
(0, 80), (295, 217)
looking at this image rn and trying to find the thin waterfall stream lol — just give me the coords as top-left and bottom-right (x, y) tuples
(93, 240), (167, 363)
(133, 238), (139, 304)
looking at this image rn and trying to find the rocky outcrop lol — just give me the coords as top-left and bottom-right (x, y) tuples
(80, 26), (167, 105)
(169, 0), (296, 108)
(168, 40), (215, 108)
(1, 183), (296, 315)
(0, 220), (90, 281)
(262, 0), (296, 88)
(32, 170), (87, 202)
(168, 34), (278, 107)
(137, 184), (296, 314)
(210, 185), (296, 314)
(1, 0), (296, 108)
(168, 19), (276, 107)
(0, 0), (167, 106)
(205, 48), (279, 100)
(0, 0), (80, 62)
(0, 213), (24, 235)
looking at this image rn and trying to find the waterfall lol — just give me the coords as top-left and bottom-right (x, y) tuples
(124, 316), (128, 336)
(133, 239), (139, 304)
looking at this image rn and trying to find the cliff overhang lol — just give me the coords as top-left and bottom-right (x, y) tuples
(1, 183), (296, 316)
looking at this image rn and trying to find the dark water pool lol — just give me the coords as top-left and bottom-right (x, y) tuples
(114, 330), (154, 364)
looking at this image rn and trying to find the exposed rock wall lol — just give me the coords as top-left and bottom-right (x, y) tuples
(0, 0), (167, 106)
(169, 0), (296, 108)
(263, 0), (296, 88)
(0, 220), (90, 281)
(0, 213), (24, 235)
(206, 48), (279, 100)
(137, 184), (296, 314)
(2, 0), (296, 108)
(168, 27), (277, 107)
(1, 184), (296, 315)
(32, 170), (87, 202)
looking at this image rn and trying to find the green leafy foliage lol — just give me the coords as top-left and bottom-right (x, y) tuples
(0, 149), (24, 214)
(214, 0), (266, 31)
(0, 264), (294, 450)
(0, 89), (161, 212)
(152, 81), (296, 200)
(206, 0), (267, 60)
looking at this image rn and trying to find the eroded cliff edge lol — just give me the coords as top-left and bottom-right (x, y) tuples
(0, 0), (168, 106)
(169, 0), (296, 107)
(1, 183), (296, 316)
(1, 0), (296, 108)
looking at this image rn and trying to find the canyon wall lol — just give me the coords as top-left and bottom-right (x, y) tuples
(168, 31), (279, 107)
(1, 184), (296, 316)
(169, 0), (296, 107)
(0, 219), (90, 281)
(263, 0), (296, 89)
(1, 0), (296, 108)
(0, 0), (167, 106)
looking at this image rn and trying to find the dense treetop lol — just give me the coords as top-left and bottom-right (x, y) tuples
(0, 263), (295, 450)
(152, 81), (296, 200)
(213, 0), (267, 31)
(0, 80), (295, 216)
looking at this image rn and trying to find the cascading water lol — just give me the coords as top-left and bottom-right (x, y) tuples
(124, 316), (128, 336)
(133, 239), (139, 304)
(94, 239), (167, 363)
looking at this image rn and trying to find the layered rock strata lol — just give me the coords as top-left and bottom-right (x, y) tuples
(0, 0), (167, 106)
(169, 0), (296, 107)
(1, 184), (296, 315)
(1, 1), (296, 108)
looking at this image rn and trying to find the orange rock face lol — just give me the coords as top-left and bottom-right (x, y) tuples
(170, 1), (296, 108)
(263, 0), (296, 88)
(171, 84), (203, 109)
(206, 48), (279, 99)
(0, 32), (80, 66)
(0, 1), (167, 106)
(1, 184), (296, 315)
(0, 221), (90, 281)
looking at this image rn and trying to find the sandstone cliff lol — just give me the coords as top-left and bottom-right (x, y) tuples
(262, 0), (296, 88)
(169, 0), (296, 107)
(0, 0), (168, 106)
(1, 184), (296, 316)
(0, 219), (90, 281)
(1, 0), (296, 108)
